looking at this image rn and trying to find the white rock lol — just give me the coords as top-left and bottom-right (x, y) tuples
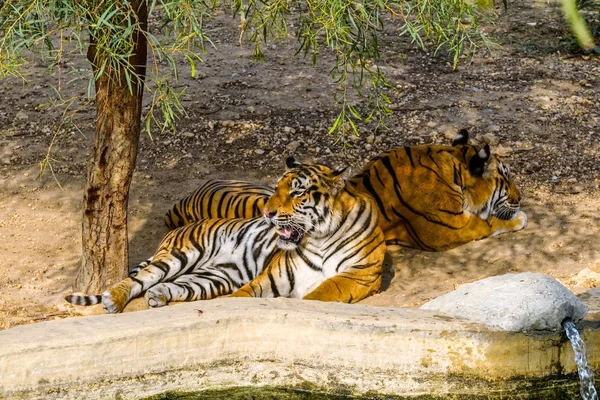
(420, 272), (588, 331)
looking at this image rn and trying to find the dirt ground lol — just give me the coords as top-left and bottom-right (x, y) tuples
(1, 0), (599, 330)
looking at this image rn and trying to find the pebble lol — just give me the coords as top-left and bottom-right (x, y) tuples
(254, 149), (265, 155)
(283, 126), (296, 134)
(15, 110), (28, 120)
(286, 141), (300, 152)
(198, 166), (211, 176)
(494, 146), (513, 157)
(482, 133), (500, 146)
(487, 125), (501, 133)
(570, 186), (583, 194)
(182, 132), (194, 138)
(426, 121), (437, 128)
(443, 128), (457, 141)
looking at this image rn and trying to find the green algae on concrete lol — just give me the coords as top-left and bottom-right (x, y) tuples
(145, 378), (582, 400)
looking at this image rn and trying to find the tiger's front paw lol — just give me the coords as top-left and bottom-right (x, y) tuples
(513, 210), (528, 231)
(145, 285), (169, 308)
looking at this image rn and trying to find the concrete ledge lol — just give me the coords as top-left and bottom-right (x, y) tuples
(1, 298), (599, 399)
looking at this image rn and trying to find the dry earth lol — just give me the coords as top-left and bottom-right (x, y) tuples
(0, 0), (599, 329)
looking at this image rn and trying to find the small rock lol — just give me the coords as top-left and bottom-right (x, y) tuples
(15, 110), (28, 120)
(481, 133), (500, 146)
(221, 120), (235, 127)
(426, 121), (438, 128)
(494, 146), (513, 157)
(487, 124), (501, 133)
(254, 149), (265, 155)
(283, 126), (296, 134)
(1, 157), (11, 165)
(247, 106), (255, 114)
(443, 128), (458, 141)
(182, 131), (194, 138)
(198, 166), (211, 176)
(552, 176), (559, 183)
(286, 141), (300, 152)
(570, 186), (584, 194)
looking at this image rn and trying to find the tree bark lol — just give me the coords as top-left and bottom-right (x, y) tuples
(75, 2), (148, 293)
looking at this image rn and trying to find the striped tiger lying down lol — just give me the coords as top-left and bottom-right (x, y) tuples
(164, 130), (527, 251)
(66, 157), (386, 313)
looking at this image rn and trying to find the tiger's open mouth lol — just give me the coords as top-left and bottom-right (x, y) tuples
(276, 226), (303, 245)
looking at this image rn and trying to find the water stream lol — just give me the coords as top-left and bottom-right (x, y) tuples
(563, 318), (598, 400)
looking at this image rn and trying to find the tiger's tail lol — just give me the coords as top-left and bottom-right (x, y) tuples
(65, 294), (103, 306)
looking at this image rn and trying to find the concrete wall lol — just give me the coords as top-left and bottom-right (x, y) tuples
(1, 298), (598, 399)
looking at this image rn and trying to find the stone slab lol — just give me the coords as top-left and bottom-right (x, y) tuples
(1, 298), (599, 399)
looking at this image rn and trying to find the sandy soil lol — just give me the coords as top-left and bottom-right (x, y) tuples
(0, 0), (599, 329)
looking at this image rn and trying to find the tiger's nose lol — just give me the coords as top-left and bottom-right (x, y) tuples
(264, 209), (276, 218)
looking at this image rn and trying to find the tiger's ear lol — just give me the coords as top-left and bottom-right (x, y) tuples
(331, 166), (348, 178)
(285, 156), (302, 169)
(452, 129), (470, 146)
(327, 166), (348, 193)
(468, 144), (491, 176)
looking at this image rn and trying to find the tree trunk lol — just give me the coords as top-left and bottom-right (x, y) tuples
(75, 2), (148, 293)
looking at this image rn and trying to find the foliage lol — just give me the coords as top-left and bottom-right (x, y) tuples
(563, 0), (600, 52)
(0, 0), (490, 141)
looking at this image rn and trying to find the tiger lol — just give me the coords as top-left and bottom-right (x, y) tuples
(65, 157), (386, 313)
(163, 129), (527, 251)
(163, 179), (274, 229)
(347, 129), (527, 251)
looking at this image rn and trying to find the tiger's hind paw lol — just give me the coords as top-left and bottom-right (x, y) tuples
(102, 290), (126, 314)
(145, 285), (169, 308)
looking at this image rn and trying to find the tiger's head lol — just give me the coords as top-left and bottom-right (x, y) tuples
(264, 157), (347, 250)
(453, 129), (522, 221)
